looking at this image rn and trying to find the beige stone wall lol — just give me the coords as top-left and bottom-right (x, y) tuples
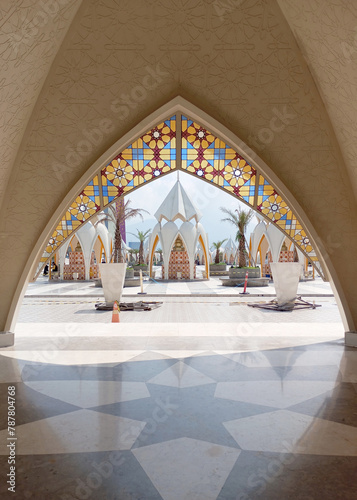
(0, 0), (356, 333)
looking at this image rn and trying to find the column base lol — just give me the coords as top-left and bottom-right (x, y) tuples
(0, 332), (14, 347)
(345, 331), (357, 347)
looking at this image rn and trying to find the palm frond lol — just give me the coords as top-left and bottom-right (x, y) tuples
(212, 239), (227, 249)
(128, 229), (151, 241)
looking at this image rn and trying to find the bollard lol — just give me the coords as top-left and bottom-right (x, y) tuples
(138, 269), (147, 295)
(239, 271), (250, 295)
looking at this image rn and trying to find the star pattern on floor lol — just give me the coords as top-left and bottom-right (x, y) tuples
(1, 344), (356, 500)
(92, 382), (276, 449)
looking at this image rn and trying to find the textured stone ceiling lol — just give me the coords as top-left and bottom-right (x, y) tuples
(278, 0), (357, 198)
(0, 0), (82, 210)
(1, 0), (357, 214)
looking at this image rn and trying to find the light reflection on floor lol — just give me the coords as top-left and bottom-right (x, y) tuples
(0, 289), (356, 499)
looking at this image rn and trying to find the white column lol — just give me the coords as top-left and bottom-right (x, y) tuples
(58, 244), (69, 280)
(164, 253), (169, 280)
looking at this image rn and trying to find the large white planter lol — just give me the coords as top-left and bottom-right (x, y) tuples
(99, 263), (127, 303)
(270, 262), (301, 310)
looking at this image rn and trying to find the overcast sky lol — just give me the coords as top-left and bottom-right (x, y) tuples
(124, 171), (258, 247)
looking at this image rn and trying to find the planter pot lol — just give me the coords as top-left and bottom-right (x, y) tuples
(270, 262), (300, 310)
(220, 276), (269, 287)
(125, 268), (134, 279)
(99, 263), (127, 303)
(133, 264), (148, 276)
(228, 267), (260, 279)
(94, 278), (102, 287)
(209, 264), (228, 276)
(124, 277), (140, 287)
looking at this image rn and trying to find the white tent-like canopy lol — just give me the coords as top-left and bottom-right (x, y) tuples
(149, 180), (209, 279)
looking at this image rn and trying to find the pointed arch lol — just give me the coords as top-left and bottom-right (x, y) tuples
(198, 234), (209, 279)
(35, 112), (322, 278)
(20, 97), (350, 332)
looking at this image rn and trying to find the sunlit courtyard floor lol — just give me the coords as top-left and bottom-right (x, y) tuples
(25, 270), (333, 298)
(0, 276), (356, 499)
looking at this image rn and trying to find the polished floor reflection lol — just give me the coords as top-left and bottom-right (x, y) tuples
(0, 338), (356, 499)
(0, 293), (356, 499)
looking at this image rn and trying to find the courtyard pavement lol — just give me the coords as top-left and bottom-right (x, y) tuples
(0, 271), (351, 500)
(25, 273), (334, 298)
(14, 274), (343, 350)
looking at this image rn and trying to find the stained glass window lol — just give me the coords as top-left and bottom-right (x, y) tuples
(181, 116), (256, 205)
(38, 176), (100, 267)
(36, 115), (323, 278)
(101, 116), (176, 206)
(257, 175), (314, 257)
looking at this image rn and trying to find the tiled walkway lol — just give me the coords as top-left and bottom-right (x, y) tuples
(26, 274), (334, 297)
(0, 277), (355, 499)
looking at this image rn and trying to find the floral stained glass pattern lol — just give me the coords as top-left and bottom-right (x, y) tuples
(257, 175), (314, 255)
(38, 176), (101, 265)
(36, 115), (322, 278)
(181, 116), (256, 205)
(101, 116), (176, 206)
(257, 176), (289, 222)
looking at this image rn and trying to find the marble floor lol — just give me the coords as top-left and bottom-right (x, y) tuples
(0, 290), (356, 499)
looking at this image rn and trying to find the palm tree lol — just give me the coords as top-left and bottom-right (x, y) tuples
(98, 199), (148, 263)
(128, 248), (139, 264)
(130, 229), (151, 265)
(220, 206), (254, 267)
(212, 239), (227, 264)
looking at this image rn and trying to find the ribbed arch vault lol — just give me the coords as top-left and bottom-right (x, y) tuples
(35, 108), (323, 279)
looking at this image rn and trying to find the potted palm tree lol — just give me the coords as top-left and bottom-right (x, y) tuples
(129, 229), (151, 275)
(209, 239), (228, 275)
(98, 199), (148, 303)
(220, 206), (260, 279)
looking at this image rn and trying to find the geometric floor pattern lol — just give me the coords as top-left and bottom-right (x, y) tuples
(0, 340), (357, 498)
(132, 437), (241, 500)
(0, 284), (355, 498)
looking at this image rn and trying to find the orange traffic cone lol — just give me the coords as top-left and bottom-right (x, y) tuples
(112, 301), (120, 323)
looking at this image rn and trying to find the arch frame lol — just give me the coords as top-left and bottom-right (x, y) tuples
(149, 234), (160, 278)
(6, 97), (353, 334)
(198, 234), (209, 279)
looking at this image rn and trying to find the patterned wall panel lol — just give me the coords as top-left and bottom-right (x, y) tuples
(36, 176), (101, 271)
(35, 118), (177, 277)
(257, 174), (315, 259)
(101, 115), (176, 206)
(181, 116), (256, 205)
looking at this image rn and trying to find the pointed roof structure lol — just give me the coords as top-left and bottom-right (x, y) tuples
(154, 180), (202, 223)
(223, 237), (236, 251)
